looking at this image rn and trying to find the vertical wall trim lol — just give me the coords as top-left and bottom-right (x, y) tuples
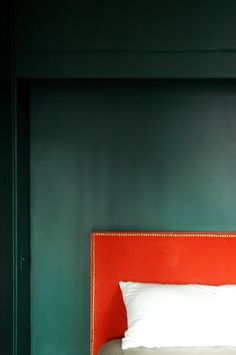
(12, 80), (18, 355)
(16, 79), (31, 355)
(12, 59), (18, 355)
(12, 0), (18, 353)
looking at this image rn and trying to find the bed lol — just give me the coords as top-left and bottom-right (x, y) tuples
(90, 232), (236, 355)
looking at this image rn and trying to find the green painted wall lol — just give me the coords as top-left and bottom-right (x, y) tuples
(16, 0), (236, 52)
(12, 1), (236, 354)
(31, 79), (236, 355)
(16, 81), (31, 355)
(15, 0), (236, 78)
(0, 83), (13, 355)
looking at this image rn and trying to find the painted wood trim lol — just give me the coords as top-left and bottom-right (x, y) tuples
(13, 79), (31, 355)
(16, 51), (236, 78)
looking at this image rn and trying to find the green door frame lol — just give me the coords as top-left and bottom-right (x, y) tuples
(13, 79), (31, 355)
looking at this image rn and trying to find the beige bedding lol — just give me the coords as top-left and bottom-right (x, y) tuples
(99, 340), (236, 355)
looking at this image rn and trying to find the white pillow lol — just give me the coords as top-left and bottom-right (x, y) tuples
(119, 282), (236, 349)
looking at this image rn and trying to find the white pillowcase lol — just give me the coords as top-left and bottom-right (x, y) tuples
(119, 282), (236, 349)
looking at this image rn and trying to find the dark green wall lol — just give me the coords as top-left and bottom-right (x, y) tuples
(15, 0), (236, 77)
(0, 85), (13, 355)
(16, 0), (236, 51)
(31, 79), (236, 355)
(16, 81), (31, 355)
(0, 6), (30, 355)
(14, 1), (236, 355)
(0, 2), (13, 355)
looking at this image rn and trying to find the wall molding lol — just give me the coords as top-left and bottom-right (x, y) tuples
(16, 51), (236, 79)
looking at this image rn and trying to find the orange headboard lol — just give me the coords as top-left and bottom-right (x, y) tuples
(90, 231), (236, 355)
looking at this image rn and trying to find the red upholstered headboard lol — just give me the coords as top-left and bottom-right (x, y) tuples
(90, 231), (236, 355)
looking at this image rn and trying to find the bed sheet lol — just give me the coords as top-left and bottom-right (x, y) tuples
(99, 340), (236, 355)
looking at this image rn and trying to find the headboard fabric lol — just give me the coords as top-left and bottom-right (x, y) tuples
(90, 231), (236, 355)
